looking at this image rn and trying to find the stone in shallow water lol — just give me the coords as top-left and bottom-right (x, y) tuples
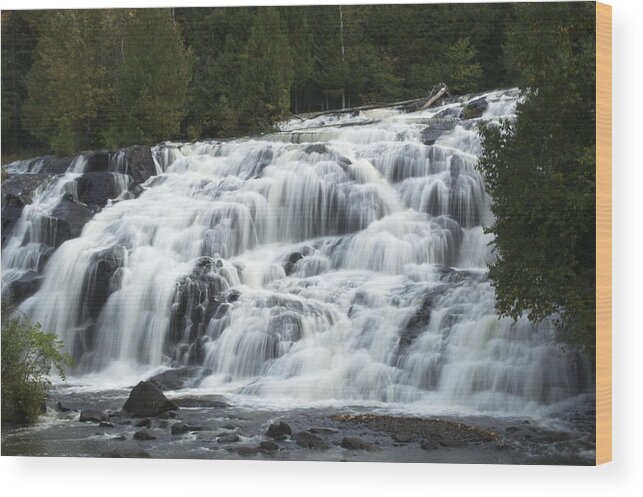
(101, 449), (151, 458)
(217, 432), (240, 444)
(122, 381), (179, 417)
(266, 421), (292, 439)
(292, 431), (328, 450)
(340, 437), (370, 450)
(259, 441), (279, 452)
(171, 423), (190, 435)
(79, 409), (107, 423)
(133, 430), (157, 441)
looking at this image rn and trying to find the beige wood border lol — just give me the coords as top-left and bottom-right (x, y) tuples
(596, 1), (612, 466)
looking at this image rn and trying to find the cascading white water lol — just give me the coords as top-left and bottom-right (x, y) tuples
(7, 89), (592, 416)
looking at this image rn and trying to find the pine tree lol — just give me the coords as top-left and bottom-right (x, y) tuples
(238, 8), (293, 132)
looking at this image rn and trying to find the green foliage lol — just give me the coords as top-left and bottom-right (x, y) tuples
(446, 38), (483, 94)
(21, 9), (191, 155)
(238, 8), (293, 132)
(1, 305), (72, 424)
(478, 2), (596, 350)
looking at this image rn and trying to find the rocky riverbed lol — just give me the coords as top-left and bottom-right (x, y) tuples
(1, 380), (596, 464)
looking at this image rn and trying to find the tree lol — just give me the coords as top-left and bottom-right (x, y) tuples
(1, 11), (42, 155)
(21, 9), (191, 155)
(238, 8), (293, 132)
(446, 38), (483, 94)
(1, 305), (72, 424)
(478, 3), (596, 350)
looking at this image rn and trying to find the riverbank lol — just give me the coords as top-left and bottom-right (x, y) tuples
(1, 383), (595, 465)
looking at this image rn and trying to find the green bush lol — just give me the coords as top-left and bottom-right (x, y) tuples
(1, 306), (72, 424)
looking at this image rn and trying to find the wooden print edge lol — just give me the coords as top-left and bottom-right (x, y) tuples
(595, 0), (612, 466)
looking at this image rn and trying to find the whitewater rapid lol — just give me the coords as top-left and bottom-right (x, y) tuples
(2, 89), (592, 417)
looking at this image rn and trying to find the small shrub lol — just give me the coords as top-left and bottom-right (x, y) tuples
(1, 305), (72, 424)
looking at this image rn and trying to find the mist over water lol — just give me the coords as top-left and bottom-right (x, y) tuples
(2, 89), (593, 417)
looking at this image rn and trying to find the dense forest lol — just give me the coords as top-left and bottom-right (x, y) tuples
(2, 4), (510, 156)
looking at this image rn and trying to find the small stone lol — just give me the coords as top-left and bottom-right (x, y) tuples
(259, 441), (279, 452)
(133, 430), (157, 441)
(292, 431), (328, 450)
(98, 421), (114, 428)
(420, 439), (439, 451)
(341, 437), (369, 450)
(135, 418), (151, 428)
(237, 447), (258, 457)
(266, 421), (292, 439)
(171, 423), (190, 435)
(101, 449), (151, 458)
(392, 432), (413, 443)
(217, 432), (240, 444)
(79, 409), (107, 423)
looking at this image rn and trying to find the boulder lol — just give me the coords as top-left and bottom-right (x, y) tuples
(99, 421), (114, 428)
(266, 421), (292, 439)
(135, 418), (152, 428)
(79, 409), (107, 423)
(133, 429), (157, 441)
(122, 381), (179, 417)
(420, 439), (439, 450)
(292, 431), (328, 450)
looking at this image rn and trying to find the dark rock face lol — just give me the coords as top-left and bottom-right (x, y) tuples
(50, 194), (98, 246)
(266, 421), (292, 439)
(462, 97), (488, 119)
(85, 151), (111, 173)
(124, 145), (157, 185)
(3, 270), (44, 303)
(122, 381), (179, 417)
(79, 409), (107, 423)
(101, 449), (151, 458)
(168, 257), (230, 364)
(133, 430), (157, 441)
(420, 120), (457, 145)
(292, 431), (328, 450)
(75, 172), (121, 207)
(84, 245), (125, 320)
(217, 432), (240, 444)
(1, 173), (51, 246)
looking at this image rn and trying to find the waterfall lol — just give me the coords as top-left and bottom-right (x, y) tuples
(3, 88), (592, 416)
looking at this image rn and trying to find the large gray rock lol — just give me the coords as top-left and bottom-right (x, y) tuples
(122, 381), (179, 417)
(3, 270), (44, 303)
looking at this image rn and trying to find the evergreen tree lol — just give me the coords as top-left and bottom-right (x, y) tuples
(478, 2), (596, 349)
(238, 8), (293, 132)
(446, 38), (483, 94)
